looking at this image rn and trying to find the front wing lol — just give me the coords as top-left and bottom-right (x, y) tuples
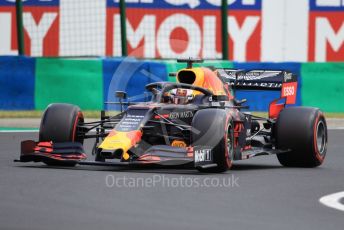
(16, 140), (289, 169)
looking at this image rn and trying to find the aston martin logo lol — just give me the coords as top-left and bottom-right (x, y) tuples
(221, 70), (284, 81)
(238, 71), (283, 81)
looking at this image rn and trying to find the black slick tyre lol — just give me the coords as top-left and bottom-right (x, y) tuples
(192, 109), (233, 173)
(276, 107), (327, 167)
(39, 103), (84, 143)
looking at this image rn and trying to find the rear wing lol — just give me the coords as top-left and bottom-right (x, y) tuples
(216, 69), (298, 104)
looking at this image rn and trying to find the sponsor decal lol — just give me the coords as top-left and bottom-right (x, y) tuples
(238, 72), (282, 81)
(281, 82), (297, 104)
(194, 148), (212, 163)
(219, 69), (289, 89)
(227, 82), (283, 89)
(171, 140), (187, 148)
(221, 70), (285, 81)
(169, 111), (194, 119)
(116, 111), (145, 131)
(282, 85), (295, 97)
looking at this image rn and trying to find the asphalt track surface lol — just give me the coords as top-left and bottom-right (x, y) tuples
(1, 131), (343, 230)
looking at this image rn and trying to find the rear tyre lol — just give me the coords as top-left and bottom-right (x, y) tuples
(39, 103), (84, 143)
(276, 107), (327, 167)
(192, 109), (233, 173)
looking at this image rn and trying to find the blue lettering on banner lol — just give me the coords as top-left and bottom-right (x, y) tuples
(0, 0), (261, 9)
(0, 0), (59, 6)
(106, 0), (261, 10)
(310, 0), (344, 11)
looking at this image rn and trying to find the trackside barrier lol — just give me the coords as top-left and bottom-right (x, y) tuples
(1, 56), (344, 112)
(102, 58), (167, 110)
(0, 56), (35, 110)
(0, 56), (168, 110)
(35, 58), (104, 110)
(301, 63), (344, 112)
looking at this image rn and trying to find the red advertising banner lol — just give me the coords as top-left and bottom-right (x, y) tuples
(0, 0), (343, 62)
(106, 8), (261, 60)
(309, 1), (344, 61)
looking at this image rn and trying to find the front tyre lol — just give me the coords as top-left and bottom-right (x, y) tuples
(276, 107), (327, 167)
(39, 103), (84, 143)
(192, 109), (233, 173)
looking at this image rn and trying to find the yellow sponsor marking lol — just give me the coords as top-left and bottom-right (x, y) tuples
(171, 140), (187, 148)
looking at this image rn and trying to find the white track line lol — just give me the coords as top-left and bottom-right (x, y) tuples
(319, 191), (344, 212)
(328, 127), (344, 130)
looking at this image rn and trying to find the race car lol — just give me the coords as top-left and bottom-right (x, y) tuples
(17, 59), (328, 173)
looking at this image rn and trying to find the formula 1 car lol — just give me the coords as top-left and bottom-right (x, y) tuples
(17, 59), (328, 172)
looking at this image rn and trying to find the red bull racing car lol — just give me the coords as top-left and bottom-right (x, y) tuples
(17, 59), (328, 173)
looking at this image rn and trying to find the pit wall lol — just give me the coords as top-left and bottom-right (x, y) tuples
(1, 56), (344, 112)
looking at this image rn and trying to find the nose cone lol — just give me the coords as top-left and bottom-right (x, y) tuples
(100, 148), (124, 159)
(99, 130), (142, 155)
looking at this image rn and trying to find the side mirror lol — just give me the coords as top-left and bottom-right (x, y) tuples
(115, 91), (127, 112)
(234, 98), (247, 106)
(115, 91), (127, 100)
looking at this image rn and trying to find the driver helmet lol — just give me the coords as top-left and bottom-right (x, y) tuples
(171, 89), (194, 104)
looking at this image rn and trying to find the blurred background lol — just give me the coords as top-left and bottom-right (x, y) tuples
(0, 0), (344, 116)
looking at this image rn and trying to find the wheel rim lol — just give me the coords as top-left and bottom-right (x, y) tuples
(227, 126), (233, 160)
(316, 120), (326, 155)
(72, 112), (84, 143)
